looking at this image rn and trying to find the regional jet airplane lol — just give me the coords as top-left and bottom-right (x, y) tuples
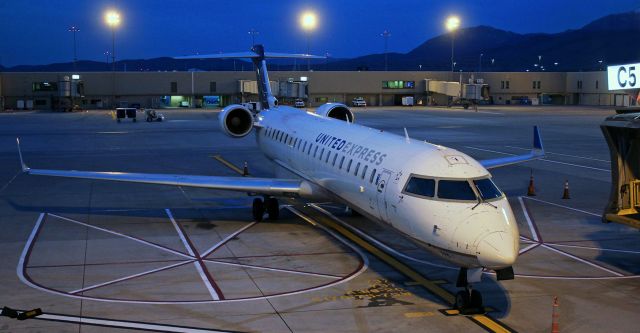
(16, 45), (544, 311)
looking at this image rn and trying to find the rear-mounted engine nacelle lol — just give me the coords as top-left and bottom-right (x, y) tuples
(219, 105), (255, 138)
(316, 103), (354, 123)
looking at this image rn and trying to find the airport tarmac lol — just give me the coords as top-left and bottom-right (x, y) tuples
(0, 105), (639, 332)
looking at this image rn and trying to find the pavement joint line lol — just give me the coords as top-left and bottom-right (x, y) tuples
(517, 199), (625, 276)
(543, 243), (640, 255)
(18, 209), (369, 304)
(47, 213), (193, 259)
(295, 204), (515, 333)
(522, 196), (601, 217)
(69, 260), (195, 294)
(504, 145), (610, 163)
(541, 244), (625, 277)
(201, 222), (258, 258)
(464, 146), (611, 172)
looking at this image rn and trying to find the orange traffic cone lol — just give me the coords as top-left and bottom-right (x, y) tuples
(551, 296), (560, 333)
(243, 162), (249, 176)
(562, 180), (570, 199)
(527, 172), (536, 196)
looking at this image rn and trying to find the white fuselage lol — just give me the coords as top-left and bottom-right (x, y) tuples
(255, 106), (519, 270)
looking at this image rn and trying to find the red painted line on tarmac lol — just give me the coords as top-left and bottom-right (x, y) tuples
(27, 259), (188, 269)
(211, 251), (353, 260)
(203, 259), (343, 279)
(171, 213), (226, 300)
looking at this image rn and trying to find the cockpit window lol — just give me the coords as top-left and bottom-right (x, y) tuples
(404, 177), (435, 197)
(473, 178), (503, 200)
(437, 180), (477, 201)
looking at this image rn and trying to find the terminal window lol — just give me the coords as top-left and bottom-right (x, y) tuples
(170, 82), (178, 93)
(32, 82), (58, 92)
(382, 81), (415, 89)
(210, 82), (217, 93)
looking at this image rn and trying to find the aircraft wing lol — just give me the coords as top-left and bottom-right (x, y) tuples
(16, 140), (301, 197)
(478, 126), (545, 169)
(175, 51), (325, 60)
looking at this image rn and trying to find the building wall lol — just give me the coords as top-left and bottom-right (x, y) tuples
(0, 70), (634, 110)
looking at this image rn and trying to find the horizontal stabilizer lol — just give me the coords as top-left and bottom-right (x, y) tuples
(175, 51), (325, 60)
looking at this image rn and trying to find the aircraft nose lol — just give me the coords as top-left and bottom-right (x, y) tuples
(477, 231), (517, 269)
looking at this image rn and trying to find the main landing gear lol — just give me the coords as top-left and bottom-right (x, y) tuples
(454, 267), (484, 314)
(252, 197), (280, 222)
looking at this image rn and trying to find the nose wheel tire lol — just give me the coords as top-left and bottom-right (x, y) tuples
(455, 291), (470, 310)
(455, 289), (484, 313)
(470, 290), (483, 309)
(265, 197), (279, 220)
(252, 198), (264, 222)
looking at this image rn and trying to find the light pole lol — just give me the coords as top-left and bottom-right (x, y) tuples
(68, 26), (80, 71)
(105, 10), (120, 108)
(105, 10), (120, 71)
(104, 51), (110, 68)
(445, 16), (460, 76)
(248, 28), (259, 46)
(300, 11), (317, 71)
(479, 53), (483, 73)
(380, 30), (391, 71)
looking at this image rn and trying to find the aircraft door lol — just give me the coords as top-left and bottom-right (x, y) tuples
(376, 170), (393, 222)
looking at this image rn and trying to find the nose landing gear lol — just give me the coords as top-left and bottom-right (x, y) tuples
(454, 267), (485, 314)
(252, 197), (280, 221)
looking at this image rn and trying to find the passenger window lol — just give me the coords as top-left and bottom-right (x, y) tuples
(313, 146), (318, 158)
(308, 144), (313, 154)
(437, 180), (476, 201)
(404, 177), (435, 197)
(370, 169), (377, 183)
(325, 151), (331, 163)
(354, 162), (360, 176)
(347, 159), (352, 172)
(339, 156), (345, 169)
(303, 141), (307, 152)
(283, 134), (288, 143)
(332, 154), (338, 166)
(362, 165), (368, 179)
(473, 178), (503, 200)
(319, 148), (324, 160)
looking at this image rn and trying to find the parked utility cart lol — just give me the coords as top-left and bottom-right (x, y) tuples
(116, 108), (137, 122)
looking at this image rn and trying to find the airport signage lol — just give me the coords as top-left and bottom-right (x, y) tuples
(608, 63), (640, 90)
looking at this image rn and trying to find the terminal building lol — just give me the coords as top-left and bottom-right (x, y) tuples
(0, 70), (636, 110)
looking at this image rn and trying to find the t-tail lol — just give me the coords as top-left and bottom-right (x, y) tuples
(175, 45), (324, 111)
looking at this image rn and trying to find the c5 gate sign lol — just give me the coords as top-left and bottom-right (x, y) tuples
(608, 63), (640, 90)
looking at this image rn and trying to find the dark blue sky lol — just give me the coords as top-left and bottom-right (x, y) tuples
(0, 0), (638, 66)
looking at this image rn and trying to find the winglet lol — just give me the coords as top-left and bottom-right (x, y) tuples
(16, 138), (29, 172)
(532, 126), (544, 155)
